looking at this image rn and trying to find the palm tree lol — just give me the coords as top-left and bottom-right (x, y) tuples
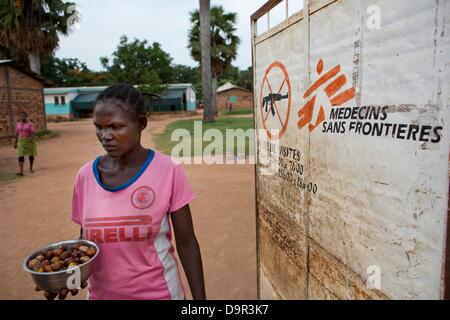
(188, 4), (240, 121)
(0, 0), (78, 74)
(196, 0), (213, 123)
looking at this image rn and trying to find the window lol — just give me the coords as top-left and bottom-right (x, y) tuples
(54, 96), (59, 105)
(61, 96), (66, 105)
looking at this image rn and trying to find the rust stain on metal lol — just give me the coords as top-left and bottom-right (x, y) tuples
(259, 202), (307, 268)
(308, 240), (389, 300)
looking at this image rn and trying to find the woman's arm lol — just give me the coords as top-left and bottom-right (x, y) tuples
(171, 204), (206, 300)
(29, 122), (36, 140)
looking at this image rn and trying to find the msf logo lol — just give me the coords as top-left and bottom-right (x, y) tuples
(297, 59), (356, 132)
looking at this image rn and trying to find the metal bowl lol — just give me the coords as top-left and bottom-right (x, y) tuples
(23, 240), (100, 294)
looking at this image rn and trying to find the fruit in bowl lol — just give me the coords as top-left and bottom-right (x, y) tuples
(23, 240), (99, 297)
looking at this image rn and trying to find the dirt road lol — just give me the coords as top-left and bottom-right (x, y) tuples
(0, 114), (256, 300)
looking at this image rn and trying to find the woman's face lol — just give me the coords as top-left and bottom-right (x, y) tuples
(20, 113), (27, 121)
(93, 101), (145, 158)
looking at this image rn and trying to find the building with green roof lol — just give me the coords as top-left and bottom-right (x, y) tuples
(44, 84), (197, 119)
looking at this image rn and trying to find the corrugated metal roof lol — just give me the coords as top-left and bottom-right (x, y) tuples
(71, 93), (100, 112)
(45, 86), (106, 94)
(71, 92), (99, 103)
(217, 82), (250, 93)
(44, 83), (196, 95)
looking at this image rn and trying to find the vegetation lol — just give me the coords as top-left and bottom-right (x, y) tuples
(222, 108), (253, 116)
(1, 1), (252, 100)
(34, 129), (60, 139)
(154, 117), (254, 157)
(0, 0), (79, 74)
(188, 5), (241, 120)
(0, 171), (17, 184)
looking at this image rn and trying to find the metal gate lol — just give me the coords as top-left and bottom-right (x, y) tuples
(252, 0), (449, 299)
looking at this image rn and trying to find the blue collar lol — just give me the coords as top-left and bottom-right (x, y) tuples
(92, 149), (155, 192)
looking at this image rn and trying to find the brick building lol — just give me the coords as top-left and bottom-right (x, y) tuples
(0, 60), (47, 143)
(216, 82), (253, 111)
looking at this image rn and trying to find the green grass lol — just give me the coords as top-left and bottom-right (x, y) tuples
(154, 117), (255, 157)
(35, 129), (60, 140)
(221, 108), (253, 116)
(0, 171), (17, 184)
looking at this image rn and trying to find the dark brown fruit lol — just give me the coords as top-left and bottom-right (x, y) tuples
(86, 248), (96, 257)
(60, 251), (70, 260)
(71, 250), (79, 258)
(44, 250), (53, 260)
(53, 248), (63, 257)
(51, 261), (64, 271)
(50, 256), (61, 264)
(59, 288), (69, 299)
(44, 265), (53, 272)
(44, 292), (56, 300)
(63, 257), (74, 266)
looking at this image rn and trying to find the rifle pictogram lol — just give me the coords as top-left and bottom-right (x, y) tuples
(262, 93), (289, 117)
(260, 61), (292, 139)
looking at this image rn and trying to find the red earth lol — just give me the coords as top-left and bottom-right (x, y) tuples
(0, 114), (256, 300)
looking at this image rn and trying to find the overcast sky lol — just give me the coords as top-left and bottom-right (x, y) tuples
(54, 0), (274, 71)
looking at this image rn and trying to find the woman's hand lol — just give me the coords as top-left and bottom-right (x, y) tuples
(35, 282), (88, 300)
(14, 142), (17, 149)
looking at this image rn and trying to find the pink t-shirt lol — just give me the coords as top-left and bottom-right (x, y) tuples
(16, 121), (36, 137)
(71, 149), (196, 300)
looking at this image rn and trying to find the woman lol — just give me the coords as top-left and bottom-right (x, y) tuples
(14, 111), (37, 176)
(41, 84), (205, 300)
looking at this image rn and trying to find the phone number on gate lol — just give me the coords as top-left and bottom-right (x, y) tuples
(277, 169), (318, 194)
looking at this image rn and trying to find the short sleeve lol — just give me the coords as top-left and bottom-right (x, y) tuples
(169, 164), (197, 213)
(71, 172), (82, 225)
(29, 122), (36, 134)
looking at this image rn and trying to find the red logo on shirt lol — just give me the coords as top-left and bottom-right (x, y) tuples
(84, 215), (153, 243)
(130, 186), (155, 209)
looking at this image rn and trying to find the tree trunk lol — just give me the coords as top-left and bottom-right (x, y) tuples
(28, 52), (41, 75)
(212, 75), (218, 116)
(199, 0), (214, 122)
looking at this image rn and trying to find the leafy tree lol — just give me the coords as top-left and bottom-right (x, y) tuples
(0, 0), (79, 74)
(237, 66), (253, 91)
(218, 65), (253, 91)
(100, 35), (173, 95)
(41, 54), (113, 87)
(188, 4), (240, 120)
(172, 64), (202, 98)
